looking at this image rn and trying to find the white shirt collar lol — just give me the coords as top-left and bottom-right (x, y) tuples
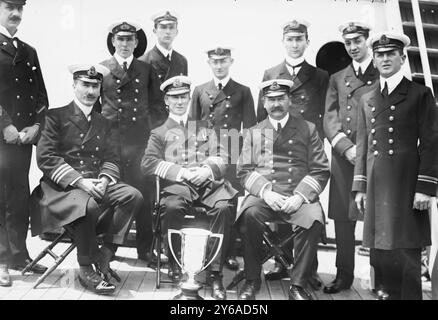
(0, 25), (18, 38)
(74, 97), (93, 120)
(380, 69), (405, 95)
(213, 75), (231, 89)
(156, 43), (173, 60)
(352, 55), (372, 75)
(285, 56), (305, 67)
(268, 112), (289, 131)
(113, 53), (134, 69)
(169, 112), (189, 126)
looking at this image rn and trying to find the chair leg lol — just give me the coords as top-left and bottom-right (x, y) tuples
(22, 231), (68, 275)
(32, 243), (75, 289)
(156, 230), (161, 289)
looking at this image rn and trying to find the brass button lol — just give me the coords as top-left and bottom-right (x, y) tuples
(226, 104), (230, 108)
(80, 133), (84, 138)
(389, 116), (394, 121)
(347, 117), (351, 122)
(116, 79), (121, 83)
(80, 160), (84, 165)
(367, 81), (372, 85)
(300, 110), (304, 114)
(389, 139), (394, 144)
(134, 108), (137, 112)
(118, 108), (122, 112)
(135, 79), (139, 83)
(97, 135), (100, 140)
(210, 104), (214, 108)
(225, 114), (228, 118)
(374, 150), (379, 156)
(17, 112), (20, 116)
(135, 89), (139, 93)
(95, 147), (99, 151)
(388, 127), (394, 133)
(371, 129), (376, 134)
(288, 140), (293, 144)
(116, 89), (121, 94)
(288, 159), (292, 163)
(209, 114), (213, 118)
(347, 130), (352, 134)
(389, 150), (394, 155)
(372, 107), (376, 112)
(16, 95), (20, 99)
(347, 94), (352, 98)
(76, 153), (80, 156)
(346, 82), (350, 87)
(288, 151), (292, 155)
(271, 169), (275, 174)
(390, 105), (395, 111)
(288, 168), (292, 172)
(134, 98), (138, 102)
(288, 179), (292, 183)
(371, 118), (375, 124)
(347, 105), (352, 110)
(301, 95), (305, 99)
(30, 96), (34, 100)
(29, 79), (33, 83)
(81, 145), (85, 150)
(372, 140), (377, 145)
(132, 117), (137, 122)
(272, 180), (277, 184)
(15, 78), (19, 82)
(117, 99), (122, 103)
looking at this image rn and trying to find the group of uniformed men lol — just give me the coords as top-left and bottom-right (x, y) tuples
(0, 0), (437, 300)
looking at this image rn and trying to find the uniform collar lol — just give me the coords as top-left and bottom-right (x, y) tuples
(352, 55), (372, 74)
(156, 43), (173, 60)
(268, 112), (289, 130)
(285, 56), (305, 67)
(73, 96), (93, 120)
(113, 53), (134, 69)
(169, 112), (189, 126)
(380, 68), (405, 95)
(0, 25), (19, 39)
(213, 75), (231, 89)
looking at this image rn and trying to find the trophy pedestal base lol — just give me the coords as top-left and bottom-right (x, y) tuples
(173, 283), (204, 300)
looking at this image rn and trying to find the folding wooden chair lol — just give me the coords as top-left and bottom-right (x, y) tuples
(22, 228), (76, 289)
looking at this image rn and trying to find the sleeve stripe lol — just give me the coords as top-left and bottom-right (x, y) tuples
(55, 168), (75, 184)
(245, 172), (261, 190)
(331, 132), (347, 148)
(51, 163), (69, 181)
(303, 176), (322, 193)
(155, 161), (173, 178)
(418, 178), (438, 184)
(418, 175), (438, 183)
(36, 106), (47, 114)
(102, 162), (118, 171)
(354, 175), (367, 182)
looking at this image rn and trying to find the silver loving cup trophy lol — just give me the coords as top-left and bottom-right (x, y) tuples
(168, 228), (223, 300)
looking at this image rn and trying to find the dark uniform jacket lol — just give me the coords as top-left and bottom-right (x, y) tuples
(98, 56), (166, 182)
(141, 118), (238, 209)
(323, 62), (378, 221)
(139, 45), (188, 83)
(31, 102), (120, 235)
(352, 77), (438, 250)
(236, 115), (330, 228)
(256, 60), (329, 138)
(0, 33), (48, 138)
(190, 79), (257, 192)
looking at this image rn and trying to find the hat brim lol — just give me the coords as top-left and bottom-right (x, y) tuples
(106, 29), (147, 58)
(373, 47), (403, 53)
(264, 91), (289, 98)
(165, 88), (191, 96)
(75, 76), (102, 84)
(343, 33), (367, 40)
(283, 31), (306, 37)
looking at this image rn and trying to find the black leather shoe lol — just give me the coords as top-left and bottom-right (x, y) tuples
(0, 264), (12, 287)
(308, 273), (323, 290)
(78, 266), (116, 295)
(224, 256), (239, 271)
(289, 285), (314, 300)
(11, 258), (48, 274)
(323, 278), (351, 294)
(238, 279), (260, 300)
(210, 272), (226, 300)
(95, 247), (121, 283)
(264, 263), (289, 281)
(374, 286), (391, 300)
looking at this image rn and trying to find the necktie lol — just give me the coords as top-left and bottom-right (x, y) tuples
(382, 81), (389, 98)
(166, 53), (171, 62)
(123, 61), (128, 72)
(218, 83), (223, 90)
(357, 67), (363, 80)
(277, 122), (282, 133)
(286, 61), (303, 78)
(179, 120), (185, 127)
(12, 37), (18, 48)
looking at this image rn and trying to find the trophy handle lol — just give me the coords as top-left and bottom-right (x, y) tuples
(200, 233), (223, 272)
(167, 229), (183, 270)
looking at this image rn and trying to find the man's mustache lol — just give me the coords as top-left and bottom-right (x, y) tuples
(271, 106), (285, 112)
(9, 16), (21, 22)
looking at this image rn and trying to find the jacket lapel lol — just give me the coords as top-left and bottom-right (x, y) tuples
(374, 77), (409, 118)
(108, 57), (127, 84)
(203, 80), (221, 107)
(344, 64), (364, 93)
(120, 58), (141, 87)
(0, 33), (16, 57)
(213, 79), (237, 105)
(68, 102), (90, 133)
(362, 62), (379, 84)
(275, 116), (297, 147)
(13, 38), (28, 64)
(83, 111), (102, 144)
(290, 61), (312, 92)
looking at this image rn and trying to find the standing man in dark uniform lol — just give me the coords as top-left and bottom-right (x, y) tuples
(353, 32), (438, 300)
(139, 11), (188, 83)
(33, 64), (143, 295)
(190, 46), (256, 270)
(99, 21), (166, 261)
(323, 22), (380, 295)
(237, 79), (330, 300)
(256, 19), (329, 138)
(142, 75), (238, 300)
(0, 0), (48, 287)
(256, 19), (329, 284)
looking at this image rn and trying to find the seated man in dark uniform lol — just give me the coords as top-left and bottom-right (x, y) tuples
(237, 79), (330, 300)
(32, 64), (143, 295)
(141, 76), (238, 300)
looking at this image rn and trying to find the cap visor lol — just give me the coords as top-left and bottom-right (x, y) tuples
(343, 33), (364, 40)
(264, 91), (288, 98)
(76, 77), (101, 84)
(284, 31), (306, 37)
(165, 88), (190, 96)
(373, 47), (401, 53)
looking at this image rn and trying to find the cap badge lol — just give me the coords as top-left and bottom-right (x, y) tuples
(173, 78), (182, 87)
(270, 82), (280, 90)
(290, 20), (299, 28)
(346, 22), (356, 33)
(164, 11), (172, 19)
(87, 66), (97, 77)
(379, 34), (389, 45)
(120, 22), (132, 31)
